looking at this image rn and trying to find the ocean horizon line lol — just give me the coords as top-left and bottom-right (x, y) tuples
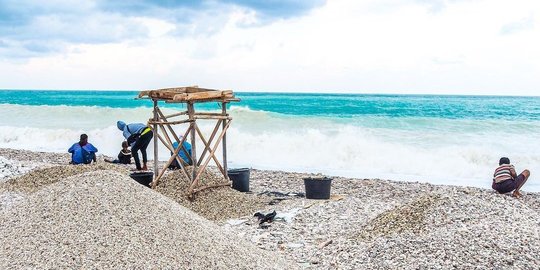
(1, 88), (539, 98)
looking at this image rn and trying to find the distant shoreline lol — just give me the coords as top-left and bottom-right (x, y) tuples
(1, 88), (539, 98)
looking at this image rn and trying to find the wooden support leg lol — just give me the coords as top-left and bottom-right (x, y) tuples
(153, 100), (159, 178)
(222, 102), (228, 179)
(188, 102), (197, 187)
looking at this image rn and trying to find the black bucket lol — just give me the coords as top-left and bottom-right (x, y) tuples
(228, 168), (250, 192)
(303, 177), (332, 199)
(129, 172), (154, 187)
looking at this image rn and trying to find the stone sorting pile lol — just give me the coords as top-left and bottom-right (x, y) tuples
(0, 170), (296, 269)
(348, 187), (540, 269)
(155, 169), (270, 221)
(357, 193), (442, 240)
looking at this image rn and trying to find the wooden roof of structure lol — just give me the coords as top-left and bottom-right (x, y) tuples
(138, 86), (239, 103)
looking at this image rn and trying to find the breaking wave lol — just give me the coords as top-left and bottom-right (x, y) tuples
(1, 103), (539, 191)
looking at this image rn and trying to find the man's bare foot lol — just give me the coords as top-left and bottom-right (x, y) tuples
(142, 165), (148, 171)
(512, 191), (522, 198)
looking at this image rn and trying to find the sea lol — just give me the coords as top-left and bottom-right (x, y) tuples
(1, 90), (539, 191)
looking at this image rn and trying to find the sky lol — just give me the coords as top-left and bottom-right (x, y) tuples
(0, 0), (538, 95)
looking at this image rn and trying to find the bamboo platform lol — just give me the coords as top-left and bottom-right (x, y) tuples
(138, 86), (239, 197)
(138, 86), (239, 103)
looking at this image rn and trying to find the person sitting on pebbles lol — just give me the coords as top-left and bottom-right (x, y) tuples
(105, 141), (131, 164)
(168, 138), (192, 170)
(68, 134), (98, 165)
(492, 157), (530, 198)
(116, 121), (153, 171)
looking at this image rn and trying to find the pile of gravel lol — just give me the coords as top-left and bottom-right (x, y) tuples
(357, 193), (442, 240)
(352, 189), (540, 269)
(156, 169), (270, 221)
(0, 170), (296, 269)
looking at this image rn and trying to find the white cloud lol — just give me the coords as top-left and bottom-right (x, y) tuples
(500, 15), (535, 35)
(0, 0), (539, 95)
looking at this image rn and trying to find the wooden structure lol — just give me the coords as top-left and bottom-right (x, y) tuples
(137, 86), (239, 196)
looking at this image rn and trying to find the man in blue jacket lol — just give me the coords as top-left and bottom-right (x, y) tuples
(117, 121), (153, 171)
(68, 134), (98, 164)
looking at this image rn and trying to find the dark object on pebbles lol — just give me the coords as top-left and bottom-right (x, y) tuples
(228, 168), (250, 192)
(254, 210), (277, 225)
(129, 172), (153, 187)
(303, 177), (332, 199)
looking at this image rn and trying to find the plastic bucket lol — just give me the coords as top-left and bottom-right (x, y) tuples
(303, 177), (332, 199)
(129, 172), (154, 188)
(227, 168), (250, 192)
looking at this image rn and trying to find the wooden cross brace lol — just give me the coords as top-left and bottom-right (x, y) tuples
(189, 119), (231, 193)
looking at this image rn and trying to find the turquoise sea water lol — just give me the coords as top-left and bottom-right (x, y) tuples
(1, 90), (539, 191)
(1, 90), (539, 120)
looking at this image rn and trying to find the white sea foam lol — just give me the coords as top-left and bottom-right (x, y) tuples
(1, 104), (539, 191)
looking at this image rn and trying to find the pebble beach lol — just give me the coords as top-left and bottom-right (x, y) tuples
(1, 148), (539, 269)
